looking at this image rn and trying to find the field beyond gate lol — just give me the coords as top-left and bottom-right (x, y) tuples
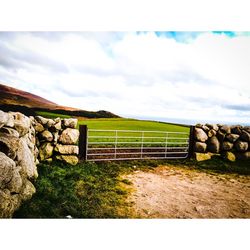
(86, 129), (190, 161)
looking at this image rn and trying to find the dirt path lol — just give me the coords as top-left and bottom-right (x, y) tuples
(127, 165), (250, 218)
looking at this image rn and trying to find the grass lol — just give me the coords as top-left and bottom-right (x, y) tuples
(14, 160), (136, 218)
(35, 111), (71, 119)
(79, 118), (190, 147)
(78, 118), (189, 132)
(13, 157), (250, 219)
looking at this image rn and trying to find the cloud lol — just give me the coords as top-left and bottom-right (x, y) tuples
(0, 31), (250, 124)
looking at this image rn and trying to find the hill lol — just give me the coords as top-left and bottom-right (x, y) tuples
(0, 82), (119, 118)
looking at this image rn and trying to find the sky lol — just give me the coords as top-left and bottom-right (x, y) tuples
(0, 31), (250, 125)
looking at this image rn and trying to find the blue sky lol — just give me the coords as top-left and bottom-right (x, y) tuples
(0, 31), (250, 124)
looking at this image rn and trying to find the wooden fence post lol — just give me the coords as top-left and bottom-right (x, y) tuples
(78, 125), (88, 161)
(188, 125), (195, 158)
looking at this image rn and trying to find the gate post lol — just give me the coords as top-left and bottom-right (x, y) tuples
(78, 125), (88, 161)
(188, 125), (195, 158)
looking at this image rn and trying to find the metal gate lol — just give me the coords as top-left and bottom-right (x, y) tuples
(85, 129), (190, 161)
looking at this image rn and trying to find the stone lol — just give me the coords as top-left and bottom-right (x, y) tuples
(63, 118), (78, 128)
(39, 142), (54, 161)
(220, 125), (231, 134)
(5, 113), (14, 127)
(194, 142), (207, 153)
(236, 151), (250, 160)
(226, 133), (240, 143)
(207, 136), (220, 153)
(17, 137), (38, 179)
(21, 180), (36, 201)
(56, 155), (79, 165)
(231, 125), (242, 135)
(0, 132), (20, 160)
(40, 130), (53, 142)
(35, 136), (40, 147)
(46, 119), (55, 128)
(0, 189), (20, 218)
(7, 168), (23, 193)
(241, 130), (250, 142)
(0, 110), (9, 128)
(0, 152), (15, 188)
(194, 152), (212, 161)
(54, 144), (79, 155)
(194, 128), (208, 142)
(224, 151), (236, 162)
(12, 112), (31, 136)
(244, 126), (250, 133)
(222, 141), (234, 151)
(206, 124), (219, 131)
(53, 120), (62, 131)
(34, 146), (39, 159)
(59, 128), (79, 145)
(208, 129), (216, 137)
(44, 158), (53, 163)
(0, 127), (19, 137)
(35, 116), (48, 125)
(201, 125), (210, 132)
(195, 124), (203, 128)
(34, 122), (45, 133)
(235, 140), (248, 152)
(217, 130), (226, 142)
(53, 131), (59, 143)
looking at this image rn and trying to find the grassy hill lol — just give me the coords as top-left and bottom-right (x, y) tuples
(0, 82), (119, 119)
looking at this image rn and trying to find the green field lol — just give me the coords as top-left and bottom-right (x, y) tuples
(78, 118), (189, 132)
(35, 114), (190, 146)
(36, 111), (190, 145)
(36, 111), (190, 133)
(36, 111), (71, 119)
(78, 118), (190, 147)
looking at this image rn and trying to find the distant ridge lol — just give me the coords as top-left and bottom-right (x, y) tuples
(0, 82), (119, 118)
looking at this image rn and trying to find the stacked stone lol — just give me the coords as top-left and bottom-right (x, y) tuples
(34, 116), (79, 165)
(193, 123), (250, 161)
(0, 110), (38, 218)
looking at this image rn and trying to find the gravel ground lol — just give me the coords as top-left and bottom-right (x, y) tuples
(127, 165), (250, 218)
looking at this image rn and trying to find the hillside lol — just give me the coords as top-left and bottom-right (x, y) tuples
(0, 82), (119, 118)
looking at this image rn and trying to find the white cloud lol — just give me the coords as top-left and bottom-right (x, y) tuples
(0, 31), (250, 124)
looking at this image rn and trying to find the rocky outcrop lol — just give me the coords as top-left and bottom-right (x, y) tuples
(193, 123), (250, 161)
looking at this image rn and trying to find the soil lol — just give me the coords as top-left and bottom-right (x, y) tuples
(126, 165), (250, 218)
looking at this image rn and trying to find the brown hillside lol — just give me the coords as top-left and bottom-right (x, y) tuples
(0, 82), (119, 118)
(0, 82), (79, 111)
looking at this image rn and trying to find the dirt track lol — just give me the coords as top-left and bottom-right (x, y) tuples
(127, 165), (250, 218)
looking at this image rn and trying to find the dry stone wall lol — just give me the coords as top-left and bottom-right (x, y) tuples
(0, 110), (38, 218)
(0, 109), (80, 218)
(34, 116), (79, 165)
(193, 123), (250, 161)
